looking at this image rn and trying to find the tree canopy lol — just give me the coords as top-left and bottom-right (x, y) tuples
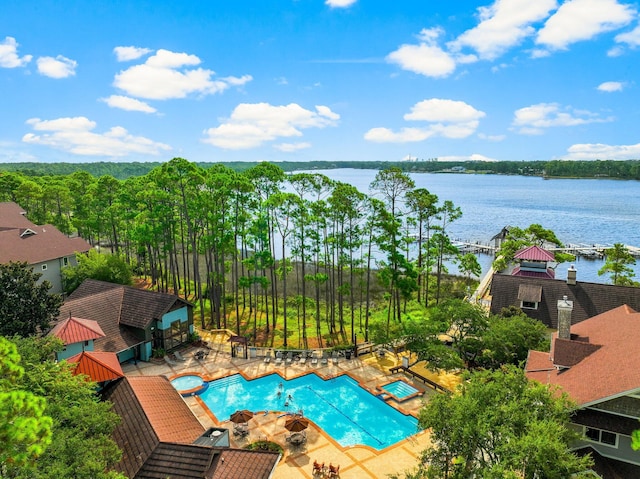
(0, 262), (63, 337)
(406, 366), (593, 479)
(0, 337), (53, 469)
(5, 336), (125, 479)
(62, 250), (133, 294)
(492, 224), (575, 272)
(598, 243), (638, 286)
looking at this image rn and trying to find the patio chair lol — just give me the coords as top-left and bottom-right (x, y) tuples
(285, 351), (293, 364)
(312, 460), (325, 475)
(163, 355), (177, 366)
(232, 424), (249, 438)
(263, 350), (272, 364)
(328, 464), (340, 477)
(332, 351), (339, 365)
(174, 350), (187, 362)
(299, 352), (307, 365)
(310, 351), (319, 366)
(274, 351), (283, 365)
(321, 351), (329, 365)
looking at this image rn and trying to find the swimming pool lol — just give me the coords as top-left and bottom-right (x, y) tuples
(171, 374), (208, 396)
(197, 373), (420, 450)
(380, 380), (420, 401)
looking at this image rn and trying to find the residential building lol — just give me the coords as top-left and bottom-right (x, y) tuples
(490, 261), (640, 329)
(0, 201), (90, 293)
(102, 375), (280, 479)
(57, 279), (194, 363)
(525, 301), (640, 478)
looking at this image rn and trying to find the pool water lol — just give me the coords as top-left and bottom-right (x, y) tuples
(171, 375), (204, 391)
(380, 380), (419, 400)
(198, 373), (420, 449)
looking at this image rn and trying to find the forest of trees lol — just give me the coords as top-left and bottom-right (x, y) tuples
(0, 159), (480, 350)
(1, 158), (640, 180)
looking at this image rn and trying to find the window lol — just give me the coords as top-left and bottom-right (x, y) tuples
(585, 427), (617, 447)
(41, 264), (47, 271)
(521, 301), (538, 310)
(63, 257), (69, 266)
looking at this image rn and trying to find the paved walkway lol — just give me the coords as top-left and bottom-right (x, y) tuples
(122, 345), (435, 479)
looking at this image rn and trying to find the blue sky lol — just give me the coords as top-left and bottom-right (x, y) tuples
(1, 0), (640, 163)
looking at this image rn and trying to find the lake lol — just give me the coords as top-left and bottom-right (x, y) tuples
(299, 169), (640, 284)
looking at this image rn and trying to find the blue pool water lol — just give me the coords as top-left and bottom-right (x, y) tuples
(198, 373), (420, 449)
(171, 375), (204, 391)
(381, 380), (419, 400)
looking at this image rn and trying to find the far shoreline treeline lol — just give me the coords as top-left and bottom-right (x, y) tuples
(0, 158), (639, 180)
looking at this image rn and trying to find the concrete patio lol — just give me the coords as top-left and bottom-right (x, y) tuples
(122, 342), (436, 479)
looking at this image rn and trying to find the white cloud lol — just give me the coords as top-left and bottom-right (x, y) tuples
(512, 102), (613, 134)
(274, 142), (311, 152)
(564, 142), (640, 160)
(597, 81), (624, 92)
(615, 23), (640, 47)
(438, 153), (499, 162)
(0, 36), (32, 68)
(536, 0), (635, 51)
(365, 99), (485, 143)
(478, 133), (507, 141)
(113, 46), (152, 61)
(449, 0), (557, 60)
(22, 116), (171, 157)
(386, 28), (456, 78)
(113, 49), (252, 100)
(404, 98), (485, 123)
(364, 127), (434, 143)
(325, 0), (357, 7)
(203, 103), (339, 150)
(101, 95), (157, 113)
(36, 55), (77, 78)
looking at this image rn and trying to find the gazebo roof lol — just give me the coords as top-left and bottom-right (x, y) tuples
(48, 316), (106, 345)
(514, 245), (555, 262)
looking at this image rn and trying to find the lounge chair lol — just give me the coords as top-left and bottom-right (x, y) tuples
(174, 350), (187, 362)
(263, 350), (272, 364)
(285, 352), (293, 364)
(310, 351), (319, 366)
(163, 355), (177, 366)
(332, 351), (339, 365)
(274, 351), (283, 365)
(299, 352), (307, 365)
(321, 351), (329, 365)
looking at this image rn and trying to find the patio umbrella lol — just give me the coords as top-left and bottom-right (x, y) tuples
(284, 416), (309, 433)
(230, 409), (254, 424)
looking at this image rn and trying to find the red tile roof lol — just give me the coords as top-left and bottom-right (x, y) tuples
(48, 316), (106, 345)
(514, 245), (556, 262)
(67, 351), (124, 382)
(525, 304), (640, 405)
(127, 376), (205, 444)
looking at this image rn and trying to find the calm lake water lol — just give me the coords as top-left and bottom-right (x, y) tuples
(300, 169), (640, 283)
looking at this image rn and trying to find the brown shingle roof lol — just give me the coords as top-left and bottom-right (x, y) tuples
(67, 351), (124, 382)
(490, 273), (640, 328)
(58, 279), (192, 353)
(0, 201), (34, 229)
(525, 305), (640, 405)
(0, 224), (91, 264)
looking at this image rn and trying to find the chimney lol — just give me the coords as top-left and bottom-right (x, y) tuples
(557, 295), (573, 340)
(567, 265), (577, 285)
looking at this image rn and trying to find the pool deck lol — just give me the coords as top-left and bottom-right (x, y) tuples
(122, 345), (435, 479)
